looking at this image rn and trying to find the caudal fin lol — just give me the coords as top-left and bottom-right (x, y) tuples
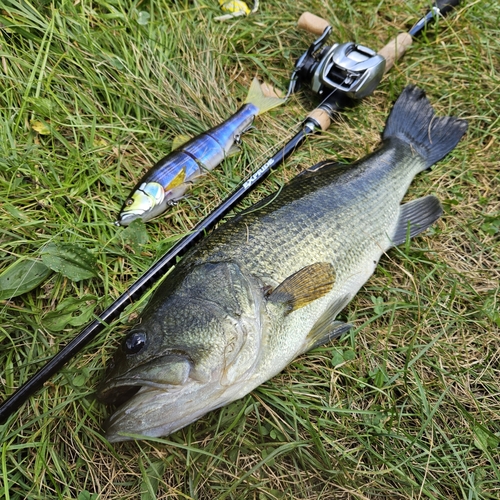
(383, 85), (468, 168)
(244, 78), (285, 115)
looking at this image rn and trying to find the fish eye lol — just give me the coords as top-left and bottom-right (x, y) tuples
(122, 331), (147, 354)
(125, 198), (134, 207)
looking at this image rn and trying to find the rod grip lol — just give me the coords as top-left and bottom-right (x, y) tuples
(307, 108), (331, 131)
(297, 12), (330, 35)
(378, 32), (413, 73)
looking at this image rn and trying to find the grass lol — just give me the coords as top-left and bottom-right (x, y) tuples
(0, 0), (499, 498)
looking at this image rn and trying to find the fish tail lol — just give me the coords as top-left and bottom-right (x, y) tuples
(383, 85), (468, 169)
(244, 78), (285, 115)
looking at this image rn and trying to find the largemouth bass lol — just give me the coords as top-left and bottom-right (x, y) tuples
(97, 86), (467, 442)
(116, 78), (284, 226)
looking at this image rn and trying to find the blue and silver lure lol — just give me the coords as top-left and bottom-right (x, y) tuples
(116, 79), (284, 225)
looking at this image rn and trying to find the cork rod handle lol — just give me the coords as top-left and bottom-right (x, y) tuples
(378, 32), (413, 73)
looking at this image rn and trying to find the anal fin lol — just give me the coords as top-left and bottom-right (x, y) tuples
(391, 195), (443, 247)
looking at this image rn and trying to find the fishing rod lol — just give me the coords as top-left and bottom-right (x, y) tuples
(0, 0), (461, 424)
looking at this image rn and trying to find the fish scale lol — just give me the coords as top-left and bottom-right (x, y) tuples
(190, 142), (421, 288)
(97, 86), (468, 442)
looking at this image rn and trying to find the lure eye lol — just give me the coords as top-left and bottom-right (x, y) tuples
(122, 331), (147, 355)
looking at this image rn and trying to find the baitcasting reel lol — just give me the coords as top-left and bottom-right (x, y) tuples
(288, 26), (386, 106)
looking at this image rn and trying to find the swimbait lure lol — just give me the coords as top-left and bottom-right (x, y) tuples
(116, 78), (284, 226)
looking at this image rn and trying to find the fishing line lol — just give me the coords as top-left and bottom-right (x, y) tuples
(0, 0), (462, 425)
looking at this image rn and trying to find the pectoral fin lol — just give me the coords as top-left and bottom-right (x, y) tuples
(267, 262), (335, 314)
(303, 294), (353, 352)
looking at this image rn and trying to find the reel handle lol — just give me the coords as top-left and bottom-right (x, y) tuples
(297, 12), (330, 35)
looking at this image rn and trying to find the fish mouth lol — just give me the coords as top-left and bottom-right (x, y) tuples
(97, 363), (246, 442)
(101, 381), (234, 443)
(98, 371), (260, 443)
(115, 211), (143, 226)
(97, 382), (142, 407)
(97, 352), (194, 407)
(96, 375), (187, 407)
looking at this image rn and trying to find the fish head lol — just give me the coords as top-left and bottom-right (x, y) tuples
(116, 182), (166, 226)
(96, 262), (265, 442)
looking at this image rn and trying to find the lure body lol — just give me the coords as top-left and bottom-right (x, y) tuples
(117, 80), (283, 226)
(158, 103), (257, 178)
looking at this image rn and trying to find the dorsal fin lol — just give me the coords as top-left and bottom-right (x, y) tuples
(171, 134), (192, 151)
